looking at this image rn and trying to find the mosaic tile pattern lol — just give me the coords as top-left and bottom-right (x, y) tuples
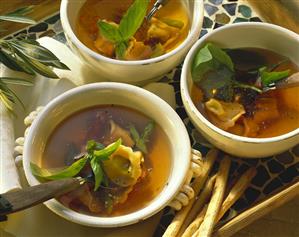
(6, 0), (298, 236)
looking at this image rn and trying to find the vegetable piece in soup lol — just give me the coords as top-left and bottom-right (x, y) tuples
(32, 105), (171, 216)
(76, 0), (190, 60)
(191, 44), (299, 138)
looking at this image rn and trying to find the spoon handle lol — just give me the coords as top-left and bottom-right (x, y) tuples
(0, 178), (83, 216)
(275, 72), (299, 90)
(146, 0), (168, 21)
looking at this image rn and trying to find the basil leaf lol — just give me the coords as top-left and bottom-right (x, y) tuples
(192, 43), (234, 81)
(115, 41), (128, 59)
(86, 140), (105, 153)
(98, 20), (122, 43)
(93, 138), (122, 159)
(30, 157), (88, 180)
(119, 0), (149, 40)
(197, 66), (235, 102)
(259, 67), (290, 87)
(90, 157), (104, 191)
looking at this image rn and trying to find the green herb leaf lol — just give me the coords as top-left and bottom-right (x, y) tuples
(90, 157), (104, 191)
(151, 43), (165, 58)
(97, 20), (123, 42)
(9, 40), (65, 64)
(142, 120), (155, 142)
(14, 48), (59, 78)
(129, 125), (147, 153)
(30, 157), (88, 180)
(0, 6), (36, 24)
(118, 0), (149, 40)
(160, 18), (184, 29)
(197, 66), (235, 102)
(86, 140), (105, 153)
(5, 5), (35, 16)
(233, 81), (262, 93)
(0, 50), (22, 71)
(0, 77), (33, 86)
(93, 138), (122, 159)
(192, 43), (234, 81)
(115, 41), (128, 59)
(0, 90), (13, 111)
(104, 194), (114, 214)
(130, 121), (155, 154)
(0, 15), (36, 25)
(259, 67), (290, 87)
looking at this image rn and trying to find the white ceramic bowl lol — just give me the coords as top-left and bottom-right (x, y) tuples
(23, 82), (191, 227)
(60, 0), (204, 84)
(181, 23), (299, 158)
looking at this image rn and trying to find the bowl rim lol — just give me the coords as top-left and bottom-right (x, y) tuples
(181, 22), (299, 145)
(23, 82), (191, 227)
(60, 0), (204, 65)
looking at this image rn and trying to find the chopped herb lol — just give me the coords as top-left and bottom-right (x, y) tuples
(259, 66), (290, 87)
(129, 121), (155, 154)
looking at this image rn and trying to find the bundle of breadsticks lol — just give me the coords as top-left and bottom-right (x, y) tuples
(163, 148), (257, 237)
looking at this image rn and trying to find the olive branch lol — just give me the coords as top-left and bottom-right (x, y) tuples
(0, 6), (69, 111)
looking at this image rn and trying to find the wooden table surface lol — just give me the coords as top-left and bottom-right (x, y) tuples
(0, 1), (298, 237)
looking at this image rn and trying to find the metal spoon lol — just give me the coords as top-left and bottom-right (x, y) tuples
(0, 177), (84, 221)
(145, 0), (168, 22)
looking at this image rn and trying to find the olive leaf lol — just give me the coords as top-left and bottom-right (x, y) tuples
(0, 6), (36, 25)
(30, 157), (88, 180)
(0, 77), (32, 86)
(0, 6), (69, 112)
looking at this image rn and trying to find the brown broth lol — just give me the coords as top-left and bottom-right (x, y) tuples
(76, 0), (190, 58)
(191, 48), (299, 138)
(42, 105), (171, 216)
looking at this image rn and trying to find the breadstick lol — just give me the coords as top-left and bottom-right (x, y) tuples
(216, 167), (257, 222)
(194, 156), (231, 237)
(182, 205), (208, 237)
(179, 175), (216, 235)
(162, 149), (218, 237)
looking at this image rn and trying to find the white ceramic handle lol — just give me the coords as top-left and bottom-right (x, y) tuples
(167, 149), (202, 211)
